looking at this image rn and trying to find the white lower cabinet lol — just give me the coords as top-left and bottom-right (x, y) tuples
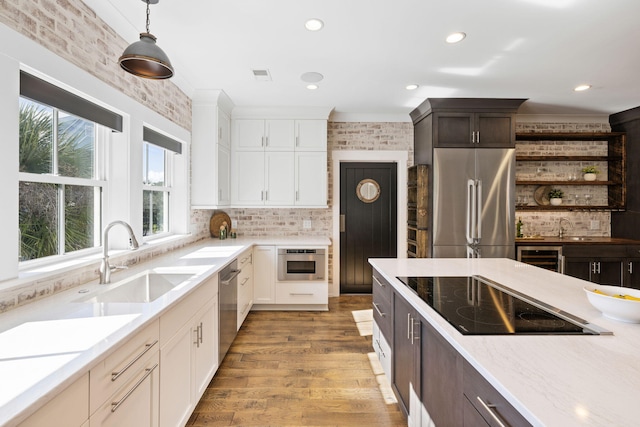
(253, 245), (276, 304)
(19, 373), (89, 427)
(90, 353), (159, 427)
(275, 281), (327, 304)
(89, 319), (160, 427)
(237, 249), (254, 329)
(159, 275), (218, 427)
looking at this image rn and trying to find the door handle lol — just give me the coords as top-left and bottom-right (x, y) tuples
(340, 214), (346, 232)
(466, 179), (475, 244)
(476, 179), (482, 241)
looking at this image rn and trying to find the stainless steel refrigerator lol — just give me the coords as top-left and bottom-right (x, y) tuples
(431, 148), (515, 258)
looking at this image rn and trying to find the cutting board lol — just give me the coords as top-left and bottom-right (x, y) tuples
(209, 211), (231, 237)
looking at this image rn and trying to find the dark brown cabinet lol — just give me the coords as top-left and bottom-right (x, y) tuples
(392, 292), (418, 416)
(463, 361), (532, 427)
(434, 112), (516, 148)
(407, 165), (429, 258)
(562, 245), (640, 289)
(411, 98), (526, 164)
(420, 316), (463, 426)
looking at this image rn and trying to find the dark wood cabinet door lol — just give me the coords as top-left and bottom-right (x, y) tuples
(392, 293), (414, 415)
(596, 259), (624, 286)
(421, 318), (463, 426)
(624, 259), (640, 289)
(476, 113), (515, 148)
(563, 257), (592, 282)
(433, 112), (474, 147)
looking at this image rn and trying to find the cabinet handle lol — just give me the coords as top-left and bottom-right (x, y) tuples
(410, 317), (416, 345)
(265, 136), (269, 147)
(296, 190), (299, 201)
(199, 322), (203, 344)
(475, 396), (507, 427)
(372, 276), (385, 288)
(476, 131), (480, 144)
(289, 292), (314, 296)
(111, 363), (158, 413)
(261, 136), (265, 147)
(296, 135), (299, 147)
(111, 340), (158, 381)
(407, 313), (411, 340)
(372, 302), (385, 317)
(629, 262), (633, 275)
(241, 277), (250, 286)
(471, 131), (476, 144)
(194, 326), (199, 347)
(218, 127), (222, 139)
(241, 302), (251, 315)
(596, 261), (601, 274)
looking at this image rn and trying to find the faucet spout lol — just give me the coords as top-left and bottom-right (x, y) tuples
(558, 217), (574, 238)
(100, 220), (140, 284)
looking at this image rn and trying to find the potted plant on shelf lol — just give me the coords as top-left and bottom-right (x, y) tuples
(581, 166), (599, 181)
(548, 188), (564, 206)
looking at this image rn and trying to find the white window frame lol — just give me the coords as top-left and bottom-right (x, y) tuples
(142, 141), (173, 240)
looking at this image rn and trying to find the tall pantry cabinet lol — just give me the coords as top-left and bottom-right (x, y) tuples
(191, 90), (234, 209)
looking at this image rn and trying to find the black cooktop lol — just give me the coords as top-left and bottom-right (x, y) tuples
(396, 276), (606, 335)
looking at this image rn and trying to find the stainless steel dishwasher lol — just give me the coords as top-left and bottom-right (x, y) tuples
(219, 260), (240, 363)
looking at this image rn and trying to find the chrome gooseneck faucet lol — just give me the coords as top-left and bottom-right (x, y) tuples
(558, 217), (574, 238)
(99, 220), (140, 284)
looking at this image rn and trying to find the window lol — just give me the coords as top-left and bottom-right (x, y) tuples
(18, 97), (104, 261)
(142, 142), (170, 236)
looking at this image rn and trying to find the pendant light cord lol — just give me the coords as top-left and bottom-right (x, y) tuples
(145, 0), (151, 33)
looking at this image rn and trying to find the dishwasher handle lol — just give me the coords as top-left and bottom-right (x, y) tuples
(220, 269), (241, 285)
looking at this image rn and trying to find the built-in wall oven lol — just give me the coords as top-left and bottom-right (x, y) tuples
(277, 248), (326, 281)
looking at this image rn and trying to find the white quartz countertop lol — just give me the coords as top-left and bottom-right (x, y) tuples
(0, 236), (330, 426)
(369, 258), (640, 427)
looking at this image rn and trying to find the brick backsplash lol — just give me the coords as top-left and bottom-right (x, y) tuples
(514, 121), (612, 237)
(0, 0), (191, 130)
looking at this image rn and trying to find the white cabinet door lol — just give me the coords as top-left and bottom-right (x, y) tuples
(91, 354), (159, 427)
(217, 145), (231, 205)
(193, 296), (218, 401)
(233, 119), (265, 150)
(265, 152), (295, 205)
(191, 104), (231, 208)
(159, 321), (193, 427)
(237, 249), (253, 329)
(265, 120), (295, 151)
(296, 120), (327, 151)
(233, 151), (266, 205)
(19, 373), (89, 427)
(218, 109), (231, 149)
(253, 246), (276, 304)
(295, 151), (327, 206)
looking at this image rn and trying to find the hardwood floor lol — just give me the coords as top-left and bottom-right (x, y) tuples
(188, 295), (406, 426)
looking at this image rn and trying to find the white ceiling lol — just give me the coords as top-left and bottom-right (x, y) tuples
(83, 0), (640, 121)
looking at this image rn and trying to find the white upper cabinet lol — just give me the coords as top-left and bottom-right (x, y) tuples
(191, 90), (234, 209)
(233, 119), (295, 151)
(295, 151), (327, 206)
(229, 107), (330, 207)
(295, 120), (327, 151)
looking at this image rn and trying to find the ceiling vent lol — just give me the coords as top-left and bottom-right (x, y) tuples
(252, 69), (272, 81)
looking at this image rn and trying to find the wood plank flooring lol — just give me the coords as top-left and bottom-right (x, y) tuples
(187, 295), (406, 426)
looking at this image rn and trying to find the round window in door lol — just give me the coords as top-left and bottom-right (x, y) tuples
(356, 179), (381, 203)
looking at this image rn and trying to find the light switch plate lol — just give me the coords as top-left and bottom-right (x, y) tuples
(303, 219), (312, 229)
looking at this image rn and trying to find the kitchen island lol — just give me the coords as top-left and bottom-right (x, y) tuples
(369, 257), (640, 427)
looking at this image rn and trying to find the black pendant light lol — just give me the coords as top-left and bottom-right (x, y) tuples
(119, 0), (174, 79)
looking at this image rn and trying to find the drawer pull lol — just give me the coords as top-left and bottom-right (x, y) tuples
(111, 340), (158, 381)
(241, 277), (250, 286)
(372, 302), (386, 317)
(111, 363), (158, 413)
(372, 276), (385, 288)
(289, 292), (314, 296)
(476, 396), (507, 427)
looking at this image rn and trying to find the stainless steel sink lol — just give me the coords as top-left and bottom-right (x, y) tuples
(77, 271), (195, 303)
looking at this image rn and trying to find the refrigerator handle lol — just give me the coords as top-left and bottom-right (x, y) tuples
(476, 179), (483, 242)
(466, 179), (475, 244)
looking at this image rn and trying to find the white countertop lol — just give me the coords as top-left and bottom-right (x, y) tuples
(0, 236), (330, 426)
(369, 258), (640, 427)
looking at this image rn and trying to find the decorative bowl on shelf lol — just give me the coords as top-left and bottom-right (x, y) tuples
(584, 285), (640, 323)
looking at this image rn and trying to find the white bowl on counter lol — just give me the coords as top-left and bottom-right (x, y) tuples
(584, 285), (640, 323)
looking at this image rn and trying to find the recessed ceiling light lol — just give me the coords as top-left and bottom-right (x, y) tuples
(574, 84), (592, 92)
(306, 84), (319, 90)
(406, 84), (419, 90)
(305, 19), (324, 31)
(446, 32), (466, 43)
